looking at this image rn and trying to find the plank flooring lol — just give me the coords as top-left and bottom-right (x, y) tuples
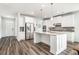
(67, 41), (79, 52)
(0, 36), (78, 55)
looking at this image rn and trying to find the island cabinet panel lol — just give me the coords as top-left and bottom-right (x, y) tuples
(50, 34), (67, 55)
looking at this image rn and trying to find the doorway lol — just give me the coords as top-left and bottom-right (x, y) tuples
(2, 17), (15, 37)
(25, 23), (34, 40)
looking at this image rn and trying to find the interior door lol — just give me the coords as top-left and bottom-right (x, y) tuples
(2, 17), (15, 37)
(5, 21), (14, 36)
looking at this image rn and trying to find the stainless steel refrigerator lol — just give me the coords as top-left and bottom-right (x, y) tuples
(25, 23), (34, 40)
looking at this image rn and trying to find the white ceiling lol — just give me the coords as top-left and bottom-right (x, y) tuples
(0, 3), (79, 18)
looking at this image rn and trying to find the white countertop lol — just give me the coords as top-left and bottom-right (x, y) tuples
(34, 31), (66, 35)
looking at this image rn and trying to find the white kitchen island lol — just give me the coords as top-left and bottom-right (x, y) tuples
(34, 31), (67, 55)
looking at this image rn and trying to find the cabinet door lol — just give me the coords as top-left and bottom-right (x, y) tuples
(50, 35), (57, 54)
(61, 34), (67, 50)
(57, 34), (67, 54)
(62, 15), (74, 27)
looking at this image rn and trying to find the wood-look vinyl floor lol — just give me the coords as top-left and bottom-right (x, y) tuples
(0, 36), (78, 55)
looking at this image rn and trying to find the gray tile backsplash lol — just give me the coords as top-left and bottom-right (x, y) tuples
(49, 27), (74, 32)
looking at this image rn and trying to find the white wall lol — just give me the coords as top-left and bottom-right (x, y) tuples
(14, 17), (18, 37)
(74, 12), (79, 42)
(35, 19), (43, 32)
(0, 17), (1, 38)
(25, 16), (37, 28)
(17, 13), (25, 41)
(25, 16), (35, 23)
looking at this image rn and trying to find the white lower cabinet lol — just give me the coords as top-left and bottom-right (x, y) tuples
(50, 34), (67, 54)
(34, 32), (67, 55)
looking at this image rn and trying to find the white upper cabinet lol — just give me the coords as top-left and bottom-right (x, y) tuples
(62, 15), (74, 27)
(53, 14), (74, 27)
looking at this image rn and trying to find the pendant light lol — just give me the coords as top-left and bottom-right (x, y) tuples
(40, 8), (43, 19)
(50, 3), (53, 20)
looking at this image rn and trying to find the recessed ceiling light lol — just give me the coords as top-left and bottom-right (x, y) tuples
(41, 4), (45, 7)
(31, 12), (34, 15)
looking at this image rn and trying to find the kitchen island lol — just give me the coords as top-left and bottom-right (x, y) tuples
(34, 31), (67, 55)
